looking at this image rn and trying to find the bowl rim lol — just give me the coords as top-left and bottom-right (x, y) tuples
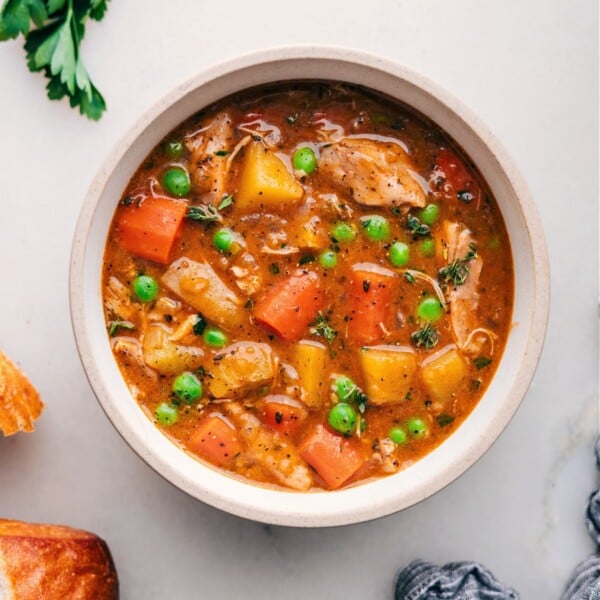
(69, 45), (550, 527)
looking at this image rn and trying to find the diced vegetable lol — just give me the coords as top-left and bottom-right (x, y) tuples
(204, 342), (276, 399)
(348, 263), (397, 345)
(236, 141), (303, 211)
(116, 197), (187, 264)
(161, 257), (245, 331)
(421, 346), (467, 402)
(299, 425), (366, 489)
(290, 340), (327, 408)
(260, 395), (308, 437)
(360, 345), (417, 405)
(254, 270), (324, 342)
(142, 324), (204, 375)
(290, 215), (328, 250)
(188, 414), (242, 466)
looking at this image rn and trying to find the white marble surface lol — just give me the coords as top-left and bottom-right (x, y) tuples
(0, 1), (597, 598)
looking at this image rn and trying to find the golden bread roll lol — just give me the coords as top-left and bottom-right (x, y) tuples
(0, 519), (118, 599)
(0, 351), (43, 436)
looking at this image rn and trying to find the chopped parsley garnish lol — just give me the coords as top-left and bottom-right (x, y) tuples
(410, 323), (440, 349)
(299, 254), (316, 265)
(217, 194), (234, 210)
(436, 414), (455, 427)
(214, 150), (230, 156)
(403, 272), (416, 284)
(310, 312), (336, 344)
(108, 320), (135, 337)
(473, 356), (492, 370)
(269, 263), (280, 275)
(193, 314), (207, 336)
(406, 214), (431, 237)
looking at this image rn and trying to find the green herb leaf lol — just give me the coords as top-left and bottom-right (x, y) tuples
(186, 204), (222, 223)
(473, 356), (492, 370)
(214, 150), (230, 157)
(299, 254), (315, 265)
(108, 320), (135, 337)
(193, 314), (207, 336)
(1, 0), (110, 119)
(436, 414), (455, 427)
(403, 272), (416, 284)
(310, 312), (336, 345)
(269, 263), (280, 275)
(438, 244), (478, 286)
(217, 194), (234, 210)
(407, 214), (430, 237)
(410, 323), (439, 349)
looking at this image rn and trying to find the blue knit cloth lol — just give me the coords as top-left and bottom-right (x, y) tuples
(394, 437), (600, 600)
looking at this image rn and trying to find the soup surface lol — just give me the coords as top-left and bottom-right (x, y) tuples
(102, 82), (513, 491)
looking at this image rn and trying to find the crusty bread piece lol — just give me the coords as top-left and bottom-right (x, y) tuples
(0, 352), (44, 436)
(0, 519), (118, 599)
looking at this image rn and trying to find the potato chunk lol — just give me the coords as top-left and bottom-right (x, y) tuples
(291, 340), (327, 408)
(360, 345), (417, 405)
(236, 141), (303, 211)
(205, 342), (276, 399)
(142, 323), (204, 375)
(421, 346), (467, 402)
(161, 257), (245, 331)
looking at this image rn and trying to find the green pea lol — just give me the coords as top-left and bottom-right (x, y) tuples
(389, 427), (407, 445)
(319, 250), (338, 269)
(335, 375), (356, 401)
(132, 275), (158, 303)
(165, 140), (184, 158)
(406, 417), (427, 438)
(213, 228), (235, 252)
(155, 402), (178, 426)
(417, 296), (443, 322)
(389, 241), (410, 266)
(172, 372), (202, 404)
(420, 238), (435, 258)
(328, 403), (358, 435)
(419, 203), (440, 226)
(203, 327), (228, 348)
(292, 146), (317, 174)
(361, 215), (390, 241)
(331, 222), (356, 243)
(161, 168), (190, 197)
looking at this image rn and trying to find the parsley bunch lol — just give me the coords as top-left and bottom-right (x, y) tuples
(0, 0), (110, 119)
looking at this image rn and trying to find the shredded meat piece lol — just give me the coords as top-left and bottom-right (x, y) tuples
(104, 276), (139, 321)
(225, 403), (312, 491)
(319, 138), (427, 208)
(442, 221), (485, 354)
(185, 112), (234, 202)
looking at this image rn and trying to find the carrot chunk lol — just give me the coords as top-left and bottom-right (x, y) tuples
(299, 424), (366, 489)
(253, 270), (324, 341)
(188, 414), (242, 466)
(116, 197), (187, 264)
(348, 263), (397, 345)
(260, 395), (308, 437)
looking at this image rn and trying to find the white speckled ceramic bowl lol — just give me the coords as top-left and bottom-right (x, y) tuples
(69, 46), (549, 527)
